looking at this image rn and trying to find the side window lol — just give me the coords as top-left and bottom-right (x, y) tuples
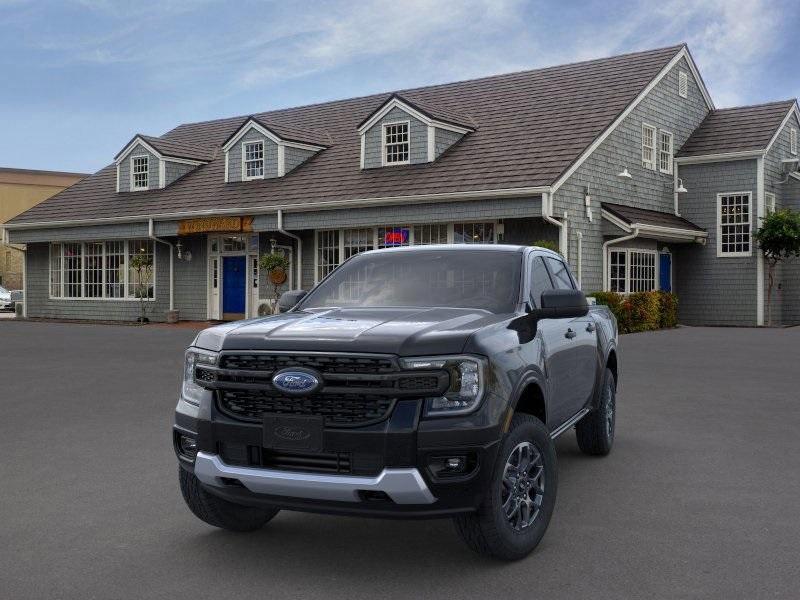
(545, 257), (575, 290)
(529, 256), (554, 307)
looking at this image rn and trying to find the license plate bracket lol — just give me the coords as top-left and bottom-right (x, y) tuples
(263, 414), (324, 452)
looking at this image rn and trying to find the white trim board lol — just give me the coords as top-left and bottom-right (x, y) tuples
(221, 119), (327, 153)
(600, 208), (707, 242)
(356, 96), (474, 136)
(114, 135), (207, 167)
(764, 103), (800, 156)
(675, 150), (764, 165)
(552, 46), (714, 194)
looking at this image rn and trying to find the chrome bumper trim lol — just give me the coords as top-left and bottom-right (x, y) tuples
(194, 452), (436, 505)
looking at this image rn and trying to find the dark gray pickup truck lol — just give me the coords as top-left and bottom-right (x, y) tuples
(174, 245), (618, 560)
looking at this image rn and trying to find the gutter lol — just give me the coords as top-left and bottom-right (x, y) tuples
(541, 192), (567, 259)
(276, 209), (302, 289)
(602, 228), (639, 291)
(148, 219), (174, 312)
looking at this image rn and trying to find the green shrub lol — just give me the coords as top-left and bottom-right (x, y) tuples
(657, 291), (679, 329)
(532, 239), (560, 254)
(589, 290), (675, 334)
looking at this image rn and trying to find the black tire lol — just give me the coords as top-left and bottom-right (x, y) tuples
(179, 467), (279, 532)
(575, 367), (616, 456)
(453, 414), (557, 561)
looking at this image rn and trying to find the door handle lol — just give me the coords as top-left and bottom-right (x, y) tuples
(565, 328), (577, 339)
(586, 322), (596, 333)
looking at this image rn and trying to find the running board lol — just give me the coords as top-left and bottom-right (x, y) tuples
(550, 408), (591, 439)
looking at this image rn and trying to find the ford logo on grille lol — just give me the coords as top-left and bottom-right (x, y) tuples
(272, 369), (321, 395)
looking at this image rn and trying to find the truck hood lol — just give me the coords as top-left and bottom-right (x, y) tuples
(193, 307), (508, 356)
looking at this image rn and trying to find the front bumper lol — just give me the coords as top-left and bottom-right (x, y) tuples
(175, 393), (505, 518)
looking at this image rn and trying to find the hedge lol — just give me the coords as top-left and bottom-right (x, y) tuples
(589, 290), (678, 334)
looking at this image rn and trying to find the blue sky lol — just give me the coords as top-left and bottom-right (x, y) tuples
(1, 0), (798, 173)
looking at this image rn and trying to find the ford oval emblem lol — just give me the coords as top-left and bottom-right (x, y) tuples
(272, 369), (321, 395)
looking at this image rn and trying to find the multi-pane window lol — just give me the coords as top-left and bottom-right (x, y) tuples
(222, 235), (247, 252)
(718, 193), (752, 256)
(608, 249), (656, 293)
(131, 156), (149, 190)
(344, 228), (374, 259)
(49, 240), (155, 299)
(383, 122), (409, 165)
(659, 131), (674, 174)
(317, 230), (340, 281)
(790, 128), (797, 155)
(105, 241), (126, 298)
(766, 192), (776, 215)
(678, 70), (688, 98)
(84, 242), (104, 298)
(413, 224), (448, 245)
(642, 123), (656, 170)
(243, 141), (264, 178)
(453, 222), (494, 244)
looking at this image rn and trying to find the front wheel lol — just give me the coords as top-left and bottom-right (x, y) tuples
(575, 367), (616, 455)
(453, 414), (557, 560)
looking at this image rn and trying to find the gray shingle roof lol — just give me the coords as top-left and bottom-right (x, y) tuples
(677, 100), (797, 157)
(116, 135), (217, 162)
(603, 202), (705, 232)
(11, 45), (685, 225)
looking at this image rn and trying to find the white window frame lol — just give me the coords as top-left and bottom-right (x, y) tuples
(790, 127), (797, 155)
(382, 120), (411, 166)
(642, 123), (657, 170)
(606, 248), (659, 293)
(313, 221), (498, 283)
(658, 130), (674, 174)
(130, 155), (149, 191)
(678, 70), (688, 99)
(48, 240), (156, 301)
(716, 192), (753, 257)
(242, 140), (265, 180)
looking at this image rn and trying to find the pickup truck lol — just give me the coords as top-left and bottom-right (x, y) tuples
(174, 245), (618, 560)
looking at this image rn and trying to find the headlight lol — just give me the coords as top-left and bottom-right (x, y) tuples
(400, 355), (487, 417)
(182, 348), (218, 406)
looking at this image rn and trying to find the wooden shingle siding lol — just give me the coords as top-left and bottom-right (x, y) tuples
(164, 161), (194, 186)
(675, 160), (759, 325)
(227, 129), (279, 182)
(362, 107), (427, 168)
(117, 143), (158, 193)
(555, 57), (709, 293)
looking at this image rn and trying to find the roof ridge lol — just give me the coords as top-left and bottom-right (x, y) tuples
(166, 44), (686, 134)
(712, 99), (797, 112)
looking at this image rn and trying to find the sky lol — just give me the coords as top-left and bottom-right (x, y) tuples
(1, 0), (798, 173)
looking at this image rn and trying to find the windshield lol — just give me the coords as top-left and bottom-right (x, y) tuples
(0, 285), (8, 295)
(299, 250), (522, 313)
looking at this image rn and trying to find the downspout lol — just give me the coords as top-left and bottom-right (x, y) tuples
(673, 161), (681, 216)
(277, 209), (302, 289)
(148, 219), (174, 312)
(541, 192), (565, 256)
(602, 228), (639, 291)
(576, 231), (583, 289)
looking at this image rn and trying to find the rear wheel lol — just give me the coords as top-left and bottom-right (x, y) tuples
(179, 468), (279, 532)
(453, 414), (557, 560)
(575, 368), (616, 456)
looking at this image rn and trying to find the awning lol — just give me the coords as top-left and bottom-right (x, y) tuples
(601, 203), (707, 243)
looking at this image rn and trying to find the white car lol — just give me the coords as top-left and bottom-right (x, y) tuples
(0, 285), (14, 311)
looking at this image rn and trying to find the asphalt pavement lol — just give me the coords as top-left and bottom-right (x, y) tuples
(1, 321), (798, 599)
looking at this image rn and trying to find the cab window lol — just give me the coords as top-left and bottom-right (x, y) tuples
(544, 257), (575, 290)
(529, 256), (554, 307)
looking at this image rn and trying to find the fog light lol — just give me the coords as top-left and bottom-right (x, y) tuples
(428, 454), (476, 479)
(178, 435), (198, 459)
(445, 457), (465, 471)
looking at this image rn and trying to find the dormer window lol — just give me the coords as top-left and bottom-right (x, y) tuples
(383, 122), (410, 165)
(131, 156), (149, 190)
(243, 141), (265, 179)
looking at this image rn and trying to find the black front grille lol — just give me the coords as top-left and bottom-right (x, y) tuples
(218, 389), (395, 427)
(218, 442), (384, 476)
(220, 353), (396, 374)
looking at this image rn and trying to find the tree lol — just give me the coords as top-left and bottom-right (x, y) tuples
(259, 252), (291, 314)
(129, 250), (154, 323)
(754, 208), (800, 326)
(532, 239), (561, 254)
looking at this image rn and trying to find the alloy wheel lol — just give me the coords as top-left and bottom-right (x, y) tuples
(501, 441), (545, 531)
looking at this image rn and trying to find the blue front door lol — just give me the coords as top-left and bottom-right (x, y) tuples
(659, 253), (672, 292)
(223, 256), (246, 316)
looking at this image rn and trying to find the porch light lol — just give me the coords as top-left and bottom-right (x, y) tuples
(675, 178), (688, 194)
(617, 167), (633, 180)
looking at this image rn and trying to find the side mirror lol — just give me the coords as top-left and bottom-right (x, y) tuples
(538, 289), (589, 318)
(276, 290), (308, 313)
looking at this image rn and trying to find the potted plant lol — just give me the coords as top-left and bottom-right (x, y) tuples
(129, 250), (153, 323)
(259, 252), (291, 314)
